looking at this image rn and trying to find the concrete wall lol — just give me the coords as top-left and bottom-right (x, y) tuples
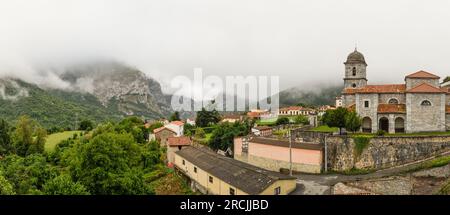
(234, 139), (323, 173)
(406, 93), (446, 133)
(326, 136), (450, 171)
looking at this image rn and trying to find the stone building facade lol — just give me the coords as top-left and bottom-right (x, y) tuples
(341, 49), (450, 133)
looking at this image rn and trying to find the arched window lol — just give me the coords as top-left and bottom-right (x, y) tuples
(352, 67), (356, 76)
(388, 98), (399, 104)
(352, 83), (357, 88)
(421, 100), (432, 106)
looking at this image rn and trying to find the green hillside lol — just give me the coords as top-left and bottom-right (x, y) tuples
(0, 79), (123, 129)
(278, 85), (343, 107)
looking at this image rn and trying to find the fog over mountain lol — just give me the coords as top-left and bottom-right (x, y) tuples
(1, 0), (450, 99)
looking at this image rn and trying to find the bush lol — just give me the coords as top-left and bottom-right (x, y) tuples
(376, 130), (386, 136)
(353, 135), (371, 158)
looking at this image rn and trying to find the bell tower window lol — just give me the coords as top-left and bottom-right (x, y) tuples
(352, 67), (357, 76)
(352, 83), (357, 88)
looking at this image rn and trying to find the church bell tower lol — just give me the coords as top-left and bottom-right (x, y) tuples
(344, 48), (368, 89)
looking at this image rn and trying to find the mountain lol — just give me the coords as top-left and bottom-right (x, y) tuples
(59, 61), (172, 118)
(277, 85), (343, 107)
(0, 61), (174, 128)
(0, 79), (123, 128)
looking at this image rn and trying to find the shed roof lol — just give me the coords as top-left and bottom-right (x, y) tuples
(175, 146), (295, 194)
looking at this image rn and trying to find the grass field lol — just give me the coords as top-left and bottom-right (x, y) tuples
(310, 125), (339, 132)
(256, 118), (278, 126)
(45, 131), (82, 152)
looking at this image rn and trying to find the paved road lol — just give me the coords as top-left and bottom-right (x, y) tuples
(291, 151), (450, 195)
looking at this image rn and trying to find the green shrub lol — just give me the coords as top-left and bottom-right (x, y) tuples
(376, 130), (386, 136)
(353, 135), (371, 158)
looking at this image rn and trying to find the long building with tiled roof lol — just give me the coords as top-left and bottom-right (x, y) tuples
(341, 48), (449, 134)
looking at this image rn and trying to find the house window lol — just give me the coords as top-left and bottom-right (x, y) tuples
(388, 98), (399, 104)
(421, 100), (432, 106)
(229, 188), (235, 195)
(274, 187), (281, 195)
(194, 167), (197, 173)
(352, 67), (356, 76)
(364, 101), (370, 108)
(182, 160), (185, 165)
(209, 176), (213, 183)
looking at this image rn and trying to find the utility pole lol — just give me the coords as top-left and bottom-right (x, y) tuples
(289, 128), (293, 176)
(324, 134), (328, 173)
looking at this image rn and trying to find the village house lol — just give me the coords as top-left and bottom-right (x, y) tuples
(153, 127), (177, 147)
(165, 120), (184, 136)
(166, 136), (192, 166)
(174, 146), (297, 195)
(335, 96), (343, 107)
(278, 106), (316, 116)
(251, 126), (273, 137)
(186, 118), (196, 126)
(221, 114), (243, 123)
(234, 136), (323, 173)
(317, 105), (336, 116)
(246, 109), (270, 120)
(340, 48), (450, 133)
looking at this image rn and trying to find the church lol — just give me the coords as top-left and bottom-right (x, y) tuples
(340, 49), (450, 134)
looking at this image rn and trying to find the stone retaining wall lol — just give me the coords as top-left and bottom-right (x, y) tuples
(326, 135), (450, 171)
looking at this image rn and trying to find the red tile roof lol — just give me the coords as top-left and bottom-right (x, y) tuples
(153, 126), (176, 134)
(406, 83), (446, 93)
(170, 121), (185, 126)
(405, 70), (440, 79)
(446, 106), (450, 114)
(343, 84), (406, 94)
(377, 104), (406, 113)
(167, 136), (191, 146)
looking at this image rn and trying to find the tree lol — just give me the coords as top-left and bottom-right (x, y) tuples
(294, 115), (309, 125)
(0, 154), (57, 194)
(79, 120), (94, 131)
(322, 107), (349, 134)
(12, 115), (47, 156)
(0, 119), (13, 156)
(195, 108), (221, 127)
(444, 76), (450, 83)
(43, 174), (90, 195)
(345, 111), (362, 133)
(66, 132), (151, 194)
(0, 173), (15, 195)
(209, 121), (251, 152)
(169, 111), (181, 121)
(276, 117), (290, 125)
(194, 128), (206, 139)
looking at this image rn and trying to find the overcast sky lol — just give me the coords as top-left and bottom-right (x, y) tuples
(1, 0), (450, 94)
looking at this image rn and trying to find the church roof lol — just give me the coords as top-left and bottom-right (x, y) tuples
(405, 71), (440, 79)
(345, 49), (367, 65)
(406, 83), (446, 93)
(343, 84), (406, 94)
(378, 104), (406, 114)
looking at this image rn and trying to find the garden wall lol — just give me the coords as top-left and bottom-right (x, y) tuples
(326, 135), (450, 171)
